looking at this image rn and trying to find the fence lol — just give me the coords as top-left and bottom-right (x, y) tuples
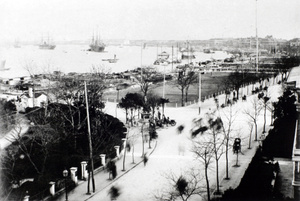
(105, 74), (282, 108)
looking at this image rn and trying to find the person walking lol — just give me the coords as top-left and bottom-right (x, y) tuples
(143, 153), (148, 166)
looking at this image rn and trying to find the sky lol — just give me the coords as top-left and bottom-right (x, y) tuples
(1, 0), (300, 42)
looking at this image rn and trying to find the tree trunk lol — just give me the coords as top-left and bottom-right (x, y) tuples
(181, 88), (184, 106)
(132, 144), (135, 164)
(254, 122), (258, 141)
(225, 139), (229, 179)
(215, 159), (220, 193)
(263, 106), (267, 133)
(205, 164), (211, 201)
(185, 87), (189, 103)
(123, 142), (127, 171)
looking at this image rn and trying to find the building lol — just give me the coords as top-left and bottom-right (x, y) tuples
(19, 88), (48, 108)
(285, 66), (300, 200)
(290, 38), (300, 47)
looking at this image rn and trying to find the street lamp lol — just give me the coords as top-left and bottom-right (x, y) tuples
(198, 71), (202, 115)
(63, 169), (68, 201)
(116, 87), (120, 117)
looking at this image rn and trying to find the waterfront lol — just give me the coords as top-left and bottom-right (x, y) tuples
(0, 44), (231, 78)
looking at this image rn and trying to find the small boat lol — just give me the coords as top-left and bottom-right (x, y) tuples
(102, 55), (118, 63)
(0, 60), (10, 71)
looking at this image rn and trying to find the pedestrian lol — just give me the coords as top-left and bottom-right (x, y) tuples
(158, 110), (161, 120)
(107, 160), (117, 180)
(111, 162), (117, 179)
(162, 114), (166, 124)
(166, 117), (170, 127)
(143, 153), (148, 166)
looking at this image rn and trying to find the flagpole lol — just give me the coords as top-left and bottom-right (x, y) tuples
(256, 0), (259, 73)
(85, 81), (95, 193)
(198, 71), (201, 115)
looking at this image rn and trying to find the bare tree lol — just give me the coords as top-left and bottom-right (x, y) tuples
(192, 135), (214, 201)
(217, 104), (238, 180)
(258, 92), (270, 133)
(174, 65), (198, 106)
(126, 125), (141, 164)
(155, 168), (204, 201)
(191, 111), (225, 195)
(244, 96), (262, 141)
(133, 66), (157, 101)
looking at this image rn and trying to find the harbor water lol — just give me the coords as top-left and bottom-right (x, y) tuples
(0, 44), (231, 79)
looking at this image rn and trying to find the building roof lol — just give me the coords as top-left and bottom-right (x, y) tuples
(20, 92), (47, 99)
(287, 66), (300, 88)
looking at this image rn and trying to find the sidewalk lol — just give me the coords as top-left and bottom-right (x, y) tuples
(55, 81), (282, 201)
(55, 138), (158, 201)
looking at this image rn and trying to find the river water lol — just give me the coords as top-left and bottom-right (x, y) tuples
(0, 44), (231, 79)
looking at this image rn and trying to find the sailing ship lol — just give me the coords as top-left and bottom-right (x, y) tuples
(39, 34), (56, 50)
(181, 49), (196, 60)
(180, 41), (196, 60)
(89, 31), (105, 52)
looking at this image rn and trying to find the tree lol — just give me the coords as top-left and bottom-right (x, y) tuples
(192, 134), (214, 201)
(273, 89), (297, 121)
(275, 56), (300, 81)
(155, 169), (204, 201)
(126, 125), (141, 164)
(258, 92), (270, 133)
(1, 119), (62, 200)
(133, 66), (157, 101)
(159, 98), (169, 115)
(218, 104), (238, 180)
(244, 96), (262, 141)
(0, 100), (17, 132)
(192, 111), (225, 194)
(263, 89), (297, 157)
(146, 92), (161, 117)
(119, 93), (144, 125)
(174, 65), (198, 106)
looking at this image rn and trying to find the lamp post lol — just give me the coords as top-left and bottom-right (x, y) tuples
(163, 65), (165, 99)
(198, 71), (202, 115)
(116, 87), (120, 117)
(255, 0), (259, 73)
(63, 169), (68, 201)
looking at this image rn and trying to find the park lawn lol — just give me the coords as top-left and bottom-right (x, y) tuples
(103, 72), (230, 104)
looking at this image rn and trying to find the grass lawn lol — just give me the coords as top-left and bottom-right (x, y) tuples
(103, 72), (231, 105)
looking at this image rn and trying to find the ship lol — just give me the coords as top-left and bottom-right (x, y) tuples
(153, 51), (170, 65)
(180, 41), (196, 60)
(89, 31), (105, 52)
(0, 60), (10, 71)
(39, 34), (56, 50)
(181, 49), (196, 60)
(102, 55), (118, 63)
